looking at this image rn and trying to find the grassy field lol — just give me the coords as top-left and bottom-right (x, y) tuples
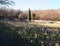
(0, 21), (60, 46)
(1, 20), (60, 28)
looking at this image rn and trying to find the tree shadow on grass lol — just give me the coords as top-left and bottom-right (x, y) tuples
(0, 22), (29, 46)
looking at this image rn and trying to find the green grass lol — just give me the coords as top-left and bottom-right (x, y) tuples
(0, 22), (60, 46)
(0, 22), (19, 46)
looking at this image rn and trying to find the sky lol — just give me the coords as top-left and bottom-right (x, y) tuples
(11, 0), (60, 11)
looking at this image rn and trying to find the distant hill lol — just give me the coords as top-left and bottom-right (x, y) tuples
(31, 9), (60, 21)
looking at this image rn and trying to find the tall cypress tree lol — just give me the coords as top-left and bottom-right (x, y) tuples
(29, 8), (31, 21)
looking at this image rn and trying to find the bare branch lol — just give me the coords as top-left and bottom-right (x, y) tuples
(0, 0), (15, 5)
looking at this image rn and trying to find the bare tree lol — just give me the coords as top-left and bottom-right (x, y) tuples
(0, 0), (14, 5)
(32, 13), (36, 20)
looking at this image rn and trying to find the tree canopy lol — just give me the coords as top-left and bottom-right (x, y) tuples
(0, 0), (14, 5)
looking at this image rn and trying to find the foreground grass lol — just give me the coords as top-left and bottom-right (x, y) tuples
(0, 22), (21, 46)
(0, 22), (60, 46)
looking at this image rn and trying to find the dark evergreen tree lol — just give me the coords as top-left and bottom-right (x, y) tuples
(29, 8), (31, 21)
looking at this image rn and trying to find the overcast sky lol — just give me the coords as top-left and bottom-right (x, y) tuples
(12, 0), (60, 11)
